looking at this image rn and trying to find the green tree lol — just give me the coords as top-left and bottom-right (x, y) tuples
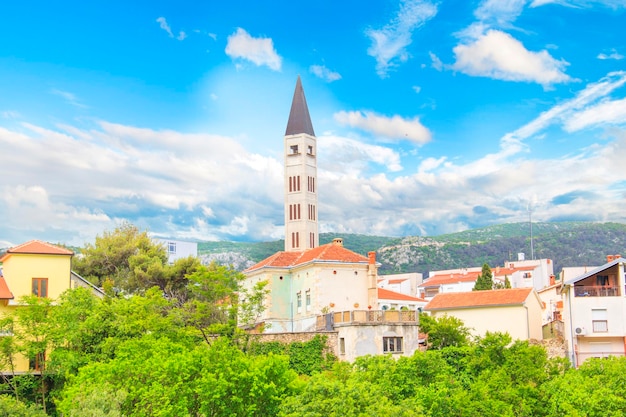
(72, 222), (168, 292)
(419, 313), (471, 350)
(57, 336), (297, 417)
(473, 263), (494, 291)
(0, 395), (47, 417)
(543, 356), (626, 416)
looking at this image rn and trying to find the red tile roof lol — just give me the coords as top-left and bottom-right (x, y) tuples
(3, 240), (73, 256)
(0, 276), (13, 300)
(245, 242), (369, 273)
(424, 288), (534, 311)
(419, 271), (481, 287)
(378, 287), (427, 302)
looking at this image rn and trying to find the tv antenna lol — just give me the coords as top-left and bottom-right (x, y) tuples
(527, 201), (534, 260)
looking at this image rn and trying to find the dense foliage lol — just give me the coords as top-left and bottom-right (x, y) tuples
(4, 285), (626, 415)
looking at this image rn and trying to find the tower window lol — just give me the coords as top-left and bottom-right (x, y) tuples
(308, 145), (314, 155)
(290, 145), (299, 154)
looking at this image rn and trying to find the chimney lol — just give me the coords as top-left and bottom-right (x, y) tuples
(332, 238), (343, 247)
(368, 251), (376, 265)
(607, 255), (615, 263)
(550, 275), (555, 286)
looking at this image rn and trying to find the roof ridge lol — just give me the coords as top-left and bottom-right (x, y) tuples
(7, 239), (73, 255)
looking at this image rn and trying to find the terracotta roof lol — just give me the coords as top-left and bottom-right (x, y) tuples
(0, 276), (13, 300)
(387, 278), (407, 284)
(424, 288), (534, 311)
(0, 240), (73, 262)
(285, 76), (315, 136)
(419, 271), (481, 287)
(245, 241), (368, 273)
(378, 287), (427, 302)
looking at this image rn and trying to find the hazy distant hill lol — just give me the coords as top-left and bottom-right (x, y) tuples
(198, 222), (626, 275)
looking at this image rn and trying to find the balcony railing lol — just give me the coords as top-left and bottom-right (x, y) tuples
(315, 310), (418, 330)
(574, 286), (620, 297)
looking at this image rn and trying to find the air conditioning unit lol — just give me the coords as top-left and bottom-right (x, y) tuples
(575, 327), (586, 336)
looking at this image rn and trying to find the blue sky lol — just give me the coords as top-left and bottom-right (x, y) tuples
(1, 0), (626, 247)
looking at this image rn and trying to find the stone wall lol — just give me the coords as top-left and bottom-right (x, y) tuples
(249, 331), (339, 355)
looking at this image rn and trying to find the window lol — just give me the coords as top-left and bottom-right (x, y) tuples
(597, 275), (609, 286)
(29, 352), (45, 371)
(310, 232), (315, 248)
(305, 290), (311, 311)
(297, 292), (302, 313)
(339, 338), (346, 355)
(592, 309), (608, 332)
(383, 336), (403, 353)
(168, 242), (176, 254)
(32, 278), (48, 298)
(290, 145), (299, 154)
(307, 145), (314, 155)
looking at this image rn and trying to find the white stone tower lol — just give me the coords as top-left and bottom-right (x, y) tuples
(284, 76), (318, 251)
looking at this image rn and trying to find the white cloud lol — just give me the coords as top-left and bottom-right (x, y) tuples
(318, 134), (403, 174)
(429, 51), (443, 71)
(225, 28), (282, 71)
(50, 89), (88, 108)
(156, 17), (173, 37)
(156, 17), (186, 41)
(564, 97), (626, 131)
(309, 65), (342, 82)
(452, 30), (572, 87)
(412, 85), (421, 93)
(531, 0), (626, 8)
(598, 49), (624, 60)
(0, 121), (284, 245)
(334, 110), (431, 144)
(503, 71), (626, 142)
(474, 0), (527, 26)
(1, 110), (19, 119)
(365, 0), (438, 77)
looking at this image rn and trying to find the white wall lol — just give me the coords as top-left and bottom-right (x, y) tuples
(155, 238), (198, 263)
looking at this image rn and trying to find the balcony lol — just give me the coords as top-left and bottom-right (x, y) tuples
(574, 286), (620, 297)
(315, 310), (418, 331)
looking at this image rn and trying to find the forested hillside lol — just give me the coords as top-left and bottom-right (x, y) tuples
(198, 222), (626, 275)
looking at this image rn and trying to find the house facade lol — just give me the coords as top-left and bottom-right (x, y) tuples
(154, 238), (198, 264)
(562, 255), (626, 366)
(1, 241), (74, 373)
(243, 238), (378, 333)
(424, 288), (544, 341)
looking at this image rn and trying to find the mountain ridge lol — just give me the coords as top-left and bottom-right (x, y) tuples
(198, 222), (626, 275)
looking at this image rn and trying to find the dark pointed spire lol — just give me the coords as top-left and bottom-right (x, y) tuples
(285, 76), (315, 136)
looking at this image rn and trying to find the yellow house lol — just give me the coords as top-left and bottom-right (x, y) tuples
(424, 288), (544, 341)
(0, 240), (75, 373)
(0, 240), (74, 304)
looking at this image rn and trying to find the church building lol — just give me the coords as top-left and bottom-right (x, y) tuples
(242, 78), (421, 359)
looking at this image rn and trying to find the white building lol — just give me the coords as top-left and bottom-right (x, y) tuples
(154, 238), (198, 264)
(562, 255), (626, 366)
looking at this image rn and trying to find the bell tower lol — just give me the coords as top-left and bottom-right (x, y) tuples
(284, 76), (318, 251)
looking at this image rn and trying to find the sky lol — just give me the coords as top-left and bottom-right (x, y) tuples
(1, 0), (626, 248)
